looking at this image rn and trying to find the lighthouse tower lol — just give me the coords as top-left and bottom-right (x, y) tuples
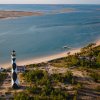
(11, 50), (19, 89)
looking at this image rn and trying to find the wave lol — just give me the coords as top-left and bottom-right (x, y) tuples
(29, 21), (100, 31)
(0, 32), (9, 36)
(84, 21), (100, 25)
(29, 24), (77, 31)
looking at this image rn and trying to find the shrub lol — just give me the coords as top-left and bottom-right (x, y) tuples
(0, 72), (7, 84)
(23, 69), (45, 83)
(14, 92), (29, 100)
(27, 85), (41, 94)
(95, 86), (100, 92)
(90, 72), (100, 82)
(76, 83), (82, 90)
(64, 71), (73, 83)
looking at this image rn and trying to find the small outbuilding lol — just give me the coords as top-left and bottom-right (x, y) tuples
(0, 67), (5, 72)
(17, 66), (25, 73)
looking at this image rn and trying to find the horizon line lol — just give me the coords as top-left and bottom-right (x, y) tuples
(0, 3), (100, 5)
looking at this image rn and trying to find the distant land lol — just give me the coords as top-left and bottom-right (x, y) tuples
(0, 8), (75, 19)
(0, 10), (44, 19)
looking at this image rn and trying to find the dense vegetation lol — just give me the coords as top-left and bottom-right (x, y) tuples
(14, 69), (76, 100)
(50, 43), (100, 69)
(14, 43), (100, 100)
(50, 43), (100, 84)
(0, 72), (7, 85)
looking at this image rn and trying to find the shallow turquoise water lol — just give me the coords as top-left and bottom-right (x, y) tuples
(0, 4), (100, 64)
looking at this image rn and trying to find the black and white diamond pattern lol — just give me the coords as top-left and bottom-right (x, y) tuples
(11, 50), (19, 89)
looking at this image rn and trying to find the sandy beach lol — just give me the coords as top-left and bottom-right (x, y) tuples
(95, 39), (100, 46)
(2, 48), (80, 68)
(2, 39), (100, 69)
(18, 39), (100, 65)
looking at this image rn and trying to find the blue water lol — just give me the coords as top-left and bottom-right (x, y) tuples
(0, 4), (100, 65)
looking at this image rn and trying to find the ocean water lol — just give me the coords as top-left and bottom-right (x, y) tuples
(0, 4), (100, 65)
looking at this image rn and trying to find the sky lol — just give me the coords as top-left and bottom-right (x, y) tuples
(0, 0), (100, 4)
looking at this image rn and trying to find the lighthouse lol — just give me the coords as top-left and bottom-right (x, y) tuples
(11, 50), (19, 89)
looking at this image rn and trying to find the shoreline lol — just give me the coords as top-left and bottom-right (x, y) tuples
(2, 48), (80, 69)
(2, 40), (100, 69)
(18, 48), (81, 65)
